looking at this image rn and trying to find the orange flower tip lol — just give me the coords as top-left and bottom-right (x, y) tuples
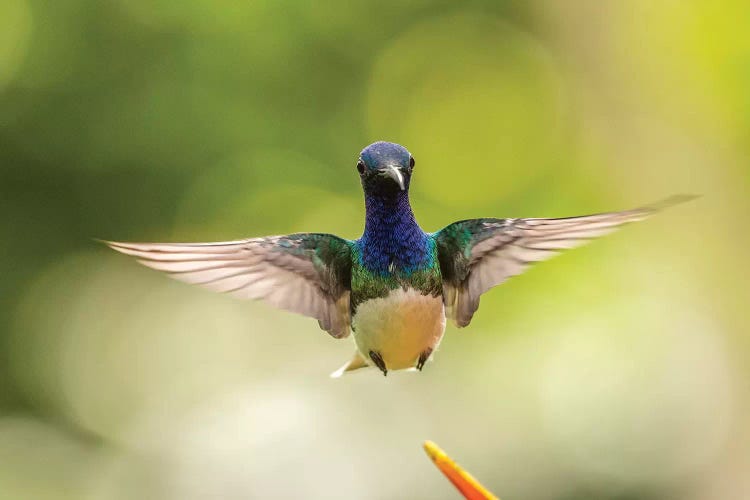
(422, 440), (499, 500)
(423, 440), (442, 462)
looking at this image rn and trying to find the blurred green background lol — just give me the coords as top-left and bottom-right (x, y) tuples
(1, 1), (749, 499)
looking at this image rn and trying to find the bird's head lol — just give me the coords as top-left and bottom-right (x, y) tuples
(357, 141), (415, 198)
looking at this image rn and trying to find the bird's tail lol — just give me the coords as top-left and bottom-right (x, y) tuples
(330, 351), (369, 378)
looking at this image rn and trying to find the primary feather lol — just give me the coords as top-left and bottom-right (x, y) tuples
(104, 234), (353, 338)
(434, 195), (696, 327)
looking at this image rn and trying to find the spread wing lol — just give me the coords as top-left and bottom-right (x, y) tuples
(434, 196), (695, 328)
(103, 233), (353, 338)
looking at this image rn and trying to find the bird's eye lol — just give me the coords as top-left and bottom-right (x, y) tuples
(357, 160), (366, 174)
(409, 156), (415, 168)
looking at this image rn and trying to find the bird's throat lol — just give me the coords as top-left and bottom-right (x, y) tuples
(363, 190), (418, 236)
(358, 191), (430, 275)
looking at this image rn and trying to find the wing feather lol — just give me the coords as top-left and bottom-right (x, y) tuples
(435, 195), (695, 327)
(103, 234), (353, 338)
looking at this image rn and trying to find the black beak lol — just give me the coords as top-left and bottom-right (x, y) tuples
(379, 165), (405, 191)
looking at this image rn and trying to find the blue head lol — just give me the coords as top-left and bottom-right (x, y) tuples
(355, 142), (429, 275)
(357, 141), (415, 199)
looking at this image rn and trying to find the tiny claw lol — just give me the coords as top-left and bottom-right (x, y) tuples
(417, 348), (433, 371)
(369, 350), (387, 376)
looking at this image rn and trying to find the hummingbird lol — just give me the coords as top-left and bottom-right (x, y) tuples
(104, 141), (693, 377)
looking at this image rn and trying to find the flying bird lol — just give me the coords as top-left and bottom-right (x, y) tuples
(104, 141), (693, 377)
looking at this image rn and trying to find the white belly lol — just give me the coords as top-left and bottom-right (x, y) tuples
(351, 288), (446, 371)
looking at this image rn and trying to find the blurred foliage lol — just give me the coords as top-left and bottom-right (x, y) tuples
(1, 1), (749, 499)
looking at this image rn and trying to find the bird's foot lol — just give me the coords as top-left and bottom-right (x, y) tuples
(416, 348), (433, 371)
(369, 350), (387, 376)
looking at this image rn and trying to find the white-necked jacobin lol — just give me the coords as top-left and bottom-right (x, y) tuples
(104, 142), (694, 377)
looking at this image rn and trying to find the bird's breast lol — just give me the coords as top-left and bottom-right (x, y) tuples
(351, 287), (446, 371)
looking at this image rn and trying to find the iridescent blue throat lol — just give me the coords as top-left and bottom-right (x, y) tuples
(356, 190), (433, 275)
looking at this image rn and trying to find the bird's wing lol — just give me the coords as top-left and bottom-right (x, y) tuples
(433, 196), (695, 328)
(103, 233), (353, 338)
